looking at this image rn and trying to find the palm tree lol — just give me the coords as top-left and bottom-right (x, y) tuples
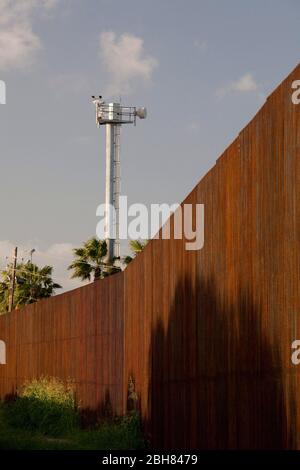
(0, 280), (9, 313)
(0, 262), (61, 313)
(124, 239), (148, 265)
(68, 237), (121, 282)
(16, 263), (61, 306)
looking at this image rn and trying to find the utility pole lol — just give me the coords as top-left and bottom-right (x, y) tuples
(8, 247), (18, 313)
(29, 248), (35, 264)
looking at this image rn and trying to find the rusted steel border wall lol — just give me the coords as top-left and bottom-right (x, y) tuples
(124, 63), (300, 448)
(0, 274), (125, 420)
(0, 64), (299, 448)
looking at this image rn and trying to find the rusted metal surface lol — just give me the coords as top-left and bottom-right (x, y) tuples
(0, 274), (125, 421)
(0, 64), (299, 448)
(123, 63), (300, 448)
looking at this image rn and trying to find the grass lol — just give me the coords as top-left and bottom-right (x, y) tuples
(0, 377), (145, 450)
(0, 407), (145, 450)
(4, 377), (78, 437)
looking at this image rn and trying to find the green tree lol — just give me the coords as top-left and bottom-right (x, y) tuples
(0, 262), (61, 313)
(68, 237), (121, 282)
(0, 279), (9, 313)
(124, 239), (148, 265)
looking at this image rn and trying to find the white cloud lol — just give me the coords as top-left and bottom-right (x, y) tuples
(0, 240), (86, 293)
(0, 0), (59, 71)
(216, 73), (260, 98)
(0, 24), (41, 70)
(99, 31), (158, 96)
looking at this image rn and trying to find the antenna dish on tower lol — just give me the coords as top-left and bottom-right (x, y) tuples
(135, 107), (147, 119)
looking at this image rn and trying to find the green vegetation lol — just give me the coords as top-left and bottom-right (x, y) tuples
(0, 262), (61, 313)
(0, 409), (144, 450)
(0, 377), (144, 450)
(68, 237), (121, 281)
(124, 239), (148, 265)
(3, 377), (78, 436)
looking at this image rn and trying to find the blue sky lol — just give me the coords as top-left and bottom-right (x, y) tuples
(0, 0), (299, 290)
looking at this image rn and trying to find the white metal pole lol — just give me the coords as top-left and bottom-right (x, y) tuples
(114, 124), (121, 260)
(105, 123), (115, 261)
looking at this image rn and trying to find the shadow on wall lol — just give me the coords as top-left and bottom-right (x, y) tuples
(147, 275), (295, 449)
(80, 389), (113, 426)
